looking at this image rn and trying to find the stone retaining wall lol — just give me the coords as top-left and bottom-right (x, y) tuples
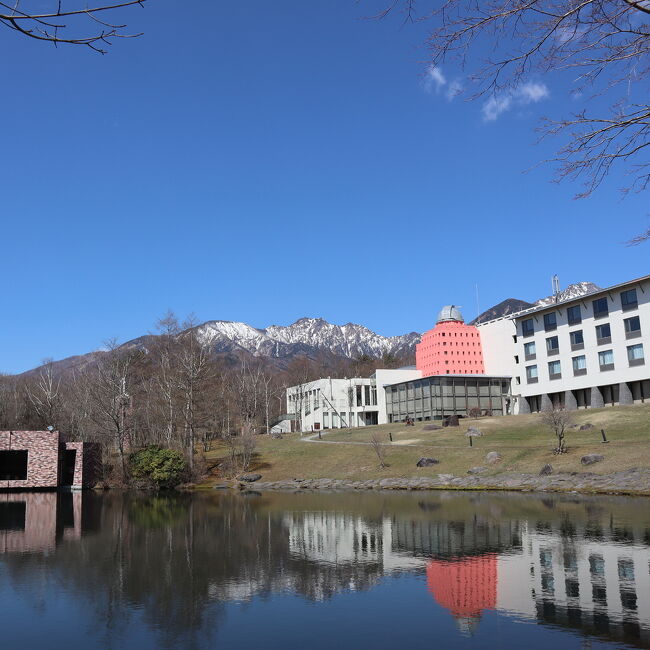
(241, 468), (650, 496)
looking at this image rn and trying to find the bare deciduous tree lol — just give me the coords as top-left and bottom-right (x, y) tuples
(376, 0), (650, 240)
(541, 406), (573, 454)
(1, 1), (146, 53)
(176, 318), (212, 476)
(26, 358), (61, 427)
(84, 338), (139, 477)
(369, 432), (388, 468)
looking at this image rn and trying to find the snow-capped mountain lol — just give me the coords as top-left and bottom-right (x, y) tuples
(534, 282), (601, 307)
(195, 318), (420, 360)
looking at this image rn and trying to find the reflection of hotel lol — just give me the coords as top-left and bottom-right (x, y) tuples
(282, 506), (650, 646)
(498, 522), (650, 646)
(0, 492), (84, 553)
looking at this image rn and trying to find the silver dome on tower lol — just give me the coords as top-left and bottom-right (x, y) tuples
(436, 305), (464, 323)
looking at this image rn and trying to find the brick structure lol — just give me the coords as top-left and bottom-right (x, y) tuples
(0, 431), (99, 490)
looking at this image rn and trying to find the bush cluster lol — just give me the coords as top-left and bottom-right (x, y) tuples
(129, 446), (187, 489)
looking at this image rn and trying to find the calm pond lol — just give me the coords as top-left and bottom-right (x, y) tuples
(0, 490), (649, 649)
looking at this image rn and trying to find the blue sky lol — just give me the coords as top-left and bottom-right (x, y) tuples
(1, 1), (647, 374)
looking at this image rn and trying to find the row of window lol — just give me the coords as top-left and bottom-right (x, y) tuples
(521, 316), (642, 360)
(521, 288), (640, 337)
(524, 344), (645, 382)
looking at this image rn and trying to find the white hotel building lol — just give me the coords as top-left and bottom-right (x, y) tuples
(286, 274), (649, 429)
(478, 274), (650, 413)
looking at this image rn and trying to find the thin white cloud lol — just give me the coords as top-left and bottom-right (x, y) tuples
(518, 81), (549, 103)
(481, 81), (550, 122)
(423, 65), (463, 102)
(424, 65), (447, 93)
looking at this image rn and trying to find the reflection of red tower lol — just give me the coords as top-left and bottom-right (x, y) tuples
(427, 555), (497, 635)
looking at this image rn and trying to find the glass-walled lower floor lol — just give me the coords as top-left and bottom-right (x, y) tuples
(385, 375), (511, 423)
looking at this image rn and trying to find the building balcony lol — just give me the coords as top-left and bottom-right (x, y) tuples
(547, 349), (559, 356)
(599, 363), (615, 372)
(549, 373), (562, 381)
(524, 353), (536, 361)
(626, 330), (642, 340)
(629, 358), (645, 367)
(573, 368), (587, 376)
(571, 342), (584, 351)
(596, 336), (612, 346)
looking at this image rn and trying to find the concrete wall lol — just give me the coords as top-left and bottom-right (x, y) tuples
(373, 368), (422, 424)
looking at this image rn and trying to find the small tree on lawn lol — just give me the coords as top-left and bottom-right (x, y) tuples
(370, 433), (387, 468)
(541, 407), (573, 455)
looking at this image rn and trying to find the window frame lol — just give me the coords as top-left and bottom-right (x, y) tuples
(567, 304), (582, 326)
(621, 288), (638, 312)
(592, 297), (609, 319)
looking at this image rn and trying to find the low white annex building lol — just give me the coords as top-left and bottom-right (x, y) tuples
(286, 369), (420, 431)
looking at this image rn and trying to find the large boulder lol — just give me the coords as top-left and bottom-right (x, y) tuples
(579, 423), (594, 431)
(238, 473), (262, 482)
(539, 464), (553, 476)
(581, 454), (604, 466)
(443, 415), (460, 427)
(485, 451), (501, 464)
(416, 457), (440, 467)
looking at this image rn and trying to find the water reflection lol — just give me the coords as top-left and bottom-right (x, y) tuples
(0, 490), (649, 649)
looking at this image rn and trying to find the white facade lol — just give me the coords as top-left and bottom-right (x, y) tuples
(478, 275), (650, 413)
(286, 368), (423, 431)
(286, 377), (380, 432)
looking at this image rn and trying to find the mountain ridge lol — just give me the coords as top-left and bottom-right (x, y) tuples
(18, 281), (601, 377)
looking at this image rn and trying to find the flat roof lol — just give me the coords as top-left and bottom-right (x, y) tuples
(477, 274), (650, 325)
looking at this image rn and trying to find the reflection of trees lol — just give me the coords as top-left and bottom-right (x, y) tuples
(0, 491), (648, 647)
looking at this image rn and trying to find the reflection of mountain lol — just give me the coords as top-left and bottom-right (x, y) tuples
(0, 491), (649, 648)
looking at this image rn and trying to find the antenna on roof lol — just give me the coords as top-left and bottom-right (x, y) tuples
(552, 274), (560, 301)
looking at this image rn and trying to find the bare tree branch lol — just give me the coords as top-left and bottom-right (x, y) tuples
(0, 1), (145, 53)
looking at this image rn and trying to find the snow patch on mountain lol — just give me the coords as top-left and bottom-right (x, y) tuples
(195, 317), (420, 360)
(535, 282), (601, 307)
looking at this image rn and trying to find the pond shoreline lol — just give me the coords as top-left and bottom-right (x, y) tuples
(216, 467), (650, 496)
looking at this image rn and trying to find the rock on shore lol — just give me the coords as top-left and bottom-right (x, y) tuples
(241, 468), (650, 496)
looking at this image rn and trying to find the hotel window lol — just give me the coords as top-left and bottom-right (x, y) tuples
(521, 318), (534, 338)
(570, 329), (584, 351)
(621, 288), (638, 311)
(624, 315), (641, 339)
(543, 312), (557, 332)
(592, 297), (609, 318)
(627, 344), (645, 366)
(595, 323), (611, 345)
(572, 355), (587, 376)
(548, 360), (561, 380)
(546, 336), (559, 355)
(598, 349), (614, 371)
(526, 364), (538, 383)
(567, 304), (582, 326)
(524, 341), (536, 360)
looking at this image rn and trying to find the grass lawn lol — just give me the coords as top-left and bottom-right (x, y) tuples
(201, 403), (650, 484)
